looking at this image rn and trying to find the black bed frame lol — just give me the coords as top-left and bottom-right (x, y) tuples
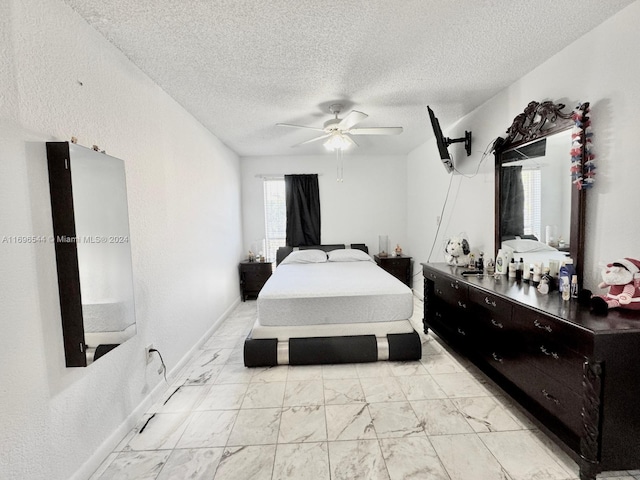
(244, 243), (422, 367)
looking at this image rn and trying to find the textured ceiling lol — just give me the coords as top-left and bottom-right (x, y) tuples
(64, 0), (634, 157)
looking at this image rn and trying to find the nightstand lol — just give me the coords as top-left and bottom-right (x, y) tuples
(374, 255), (413, 287)
(239, 261), (272, 301)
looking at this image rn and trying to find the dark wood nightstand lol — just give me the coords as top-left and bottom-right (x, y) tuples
(374, 254), (412, 287)
(239, 261), (272, 301)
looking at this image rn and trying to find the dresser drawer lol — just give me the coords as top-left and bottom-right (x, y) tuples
(433, 276), (469, 309)
(243, 270), (272, 282)
(429, 299), (476, 343)
(512, 305), (591, 357)
(519, 365), (584, 436)
(469, 288), (513, 318)
(527, 340), (585, 394)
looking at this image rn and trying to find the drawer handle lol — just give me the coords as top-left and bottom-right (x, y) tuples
(436, 289), (443, 295)
(435, 312), (443, 318)
(540, 345), (559, 359)
(490, 319), (504, 329)
(491, 352), (503, 363)
(541, 389), (560, 405)
(450, 282), (459, 290)
(484, 297), (497, 307)
(458, 301), (467, 309)
(457, 328), (466, 336)
(534, 319), (553, 333)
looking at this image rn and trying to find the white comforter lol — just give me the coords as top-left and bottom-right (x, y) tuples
(257, 261), (413, 326)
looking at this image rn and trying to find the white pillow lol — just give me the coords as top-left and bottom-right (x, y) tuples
(280, 249), (327, 264)
(502, 238), (557, 253)
(327, 248), (372, 262)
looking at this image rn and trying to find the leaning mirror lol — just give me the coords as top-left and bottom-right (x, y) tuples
(494, 100), (586, 281)
(47, 142), (136, 367)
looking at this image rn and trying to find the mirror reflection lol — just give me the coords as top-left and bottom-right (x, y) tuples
(500, 129), (572, 261)
(71, 145), (136, 356)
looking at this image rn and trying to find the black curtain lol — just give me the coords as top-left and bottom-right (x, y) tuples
(285, 174), (321, 246)
(500, 166), (524, 238)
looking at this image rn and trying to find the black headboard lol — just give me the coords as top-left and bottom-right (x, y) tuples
(276, 244), (368, 266)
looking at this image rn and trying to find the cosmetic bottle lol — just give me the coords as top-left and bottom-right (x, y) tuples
(508, 258), (516, 278)
(495, 249), (504, 275)
(562, 277), (571, 301)
(486, 258), (495, 275)
(558, 259), (575, 295)
(570, 275), (579, 299)
(541, 266), (555, 291)
(531, 263), (541, 287)
(522, 263), (531, 283)
(515, 257), (523, 281)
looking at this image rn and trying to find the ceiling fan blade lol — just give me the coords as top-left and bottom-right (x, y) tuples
(276, 123), (325, 132)
(344, 134), (358, 147)
(338, 110), (368, 130)
(348, 127), (403, 135)
(292, 133), (332, 147)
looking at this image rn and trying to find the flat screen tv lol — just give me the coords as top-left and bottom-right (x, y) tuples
(427, 106), (472, 173)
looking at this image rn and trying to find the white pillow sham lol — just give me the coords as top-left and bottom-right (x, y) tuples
(327, 248), (372, 262)
(280, 249), (327, 264)
(502, 238), (557, 253)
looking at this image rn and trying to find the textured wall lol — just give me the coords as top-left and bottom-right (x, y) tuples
(407, 0), (640, 292)
(0, 0), (242, 479)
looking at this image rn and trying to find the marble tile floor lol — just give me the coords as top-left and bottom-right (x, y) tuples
(90, 299), (640, 480)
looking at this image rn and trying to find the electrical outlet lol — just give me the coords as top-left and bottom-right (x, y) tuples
(145, 344), (154, 364)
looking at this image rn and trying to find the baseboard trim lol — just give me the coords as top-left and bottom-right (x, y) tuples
(71, 296), (241, 480)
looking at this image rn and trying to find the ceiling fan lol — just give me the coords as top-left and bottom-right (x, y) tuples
(276, 104), (403, 150)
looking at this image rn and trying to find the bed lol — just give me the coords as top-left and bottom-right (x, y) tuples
(243, 244), (422, 367)
(501, 236), (570, 267)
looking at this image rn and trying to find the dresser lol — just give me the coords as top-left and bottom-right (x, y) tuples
(422, 262), (640, 480)
(239, 261), (272, 301)
(374, 254), (412, 287)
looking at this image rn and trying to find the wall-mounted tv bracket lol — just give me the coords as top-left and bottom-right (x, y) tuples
(445, 131), (472, 156)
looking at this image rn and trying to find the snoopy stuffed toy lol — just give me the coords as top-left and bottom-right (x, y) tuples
(444, 235), (471, 266)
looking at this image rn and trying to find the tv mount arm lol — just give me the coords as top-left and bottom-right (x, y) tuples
(445, 131), (472, 156)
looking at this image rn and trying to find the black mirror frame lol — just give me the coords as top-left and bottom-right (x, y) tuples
(494, 100), (587, 284)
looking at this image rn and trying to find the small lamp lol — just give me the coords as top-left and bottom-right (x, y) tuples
(378, 235), (389, 257)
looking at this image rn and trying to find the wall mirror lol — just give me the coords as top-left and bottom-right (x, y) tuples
(47, 142), (136, 367)
(494, 100), (586, 280)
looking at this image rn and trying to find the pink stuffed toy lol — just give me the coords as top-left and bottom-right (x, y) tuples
(590, 258), (640, 314)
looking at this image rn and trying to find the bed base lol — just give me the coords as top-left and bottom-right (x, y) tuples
(243, 331), (422, 367)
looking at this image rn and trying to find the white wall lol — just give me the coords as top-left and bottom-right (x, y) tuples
(408, 0), (640, 293)
(241, 154), (408, 258)
(0, 1), (243, 479)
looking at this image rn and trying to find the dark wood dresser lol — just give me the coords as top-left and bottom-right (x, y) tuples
(374, 254), (412, 287)
(239, 261), (272, 301)
(422, 262), (640, 480)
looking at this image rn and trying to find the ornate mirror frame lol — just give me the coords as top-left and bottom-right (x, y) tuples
(494, 100), (587, 282)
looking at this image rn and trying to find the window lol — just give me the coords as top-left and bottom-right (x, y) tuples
(263, 178), (286, 262)
(521, 168), (541, 240)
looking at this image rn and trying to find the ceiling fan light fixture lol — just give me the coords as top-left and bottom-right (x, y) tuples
(324, 132), (351, 151)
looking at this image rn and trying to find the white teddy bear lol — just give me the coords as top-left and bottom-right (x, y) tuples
(444, 235), (470, 266)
